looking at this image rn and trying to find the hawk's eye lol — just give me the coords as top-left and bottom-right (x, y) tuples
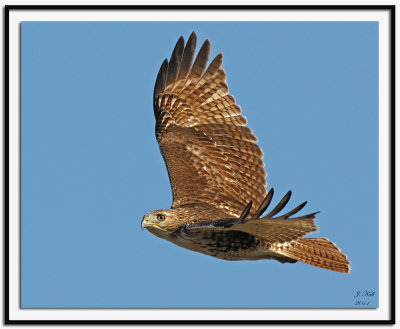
(157, 214), (165, 221)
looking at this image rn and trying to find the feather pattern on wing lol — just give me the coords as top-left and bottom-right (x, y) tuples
(154, 32), (267, 218)
(183, 189), (318, 244)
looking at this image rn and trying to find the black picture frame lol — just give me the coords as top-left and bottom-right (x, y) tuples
(4, 4), (395, 325)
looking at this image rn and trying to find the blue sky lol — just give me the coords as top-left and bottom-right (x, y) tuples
(21, 21), (378, 308)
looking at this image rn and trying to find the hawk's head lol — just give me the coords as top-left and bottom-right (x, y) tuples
(141, 209), (180, 231)
(141, 206), (204, 232)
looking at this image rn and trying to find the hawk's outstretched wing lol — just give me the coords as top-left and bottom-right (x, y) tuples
(153, 32), (267, 217)
(182, 189), (319, 244)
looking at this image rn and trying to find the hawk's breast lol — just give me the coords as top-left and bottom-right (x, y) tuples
(150, 226), (273, 260)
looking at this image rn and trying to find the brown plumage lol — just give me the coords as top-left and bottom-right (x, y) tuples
(142, 32), (350, 273)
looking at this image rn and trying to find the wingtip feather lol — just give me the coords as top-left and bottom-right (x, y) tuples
(190, 38), (211, 79)
(153, 58), (169, 101)
(177, 32), (197, 80)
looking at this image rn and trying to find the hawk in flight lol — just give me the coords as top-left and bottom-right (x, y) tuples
(142, 32), (350, 273)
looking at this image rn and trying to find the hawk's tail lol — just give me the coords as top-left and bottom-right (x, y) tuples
(271, 238), (351, 273)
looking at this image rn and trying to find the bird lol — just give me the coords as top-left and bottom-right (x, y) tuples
(141, 31), (350, 273)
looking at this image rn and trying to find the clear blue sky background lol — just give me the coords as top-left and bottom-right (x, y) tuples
(21, 21), (378, 308)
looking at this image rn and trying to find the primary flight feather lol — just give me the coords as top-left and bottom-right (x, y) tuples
(142, 32), (350, 273)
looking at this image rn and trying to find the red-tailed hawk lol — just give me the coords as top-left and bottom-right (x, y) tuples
(141, 32), (350, 273)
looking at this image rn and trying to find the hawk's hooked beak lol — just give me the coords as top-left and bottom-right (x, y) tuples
(141, 215), (150, 230)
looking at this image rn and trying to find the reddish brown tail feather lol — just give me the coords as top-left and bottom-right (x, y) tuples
(272, 237), (351, 273)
